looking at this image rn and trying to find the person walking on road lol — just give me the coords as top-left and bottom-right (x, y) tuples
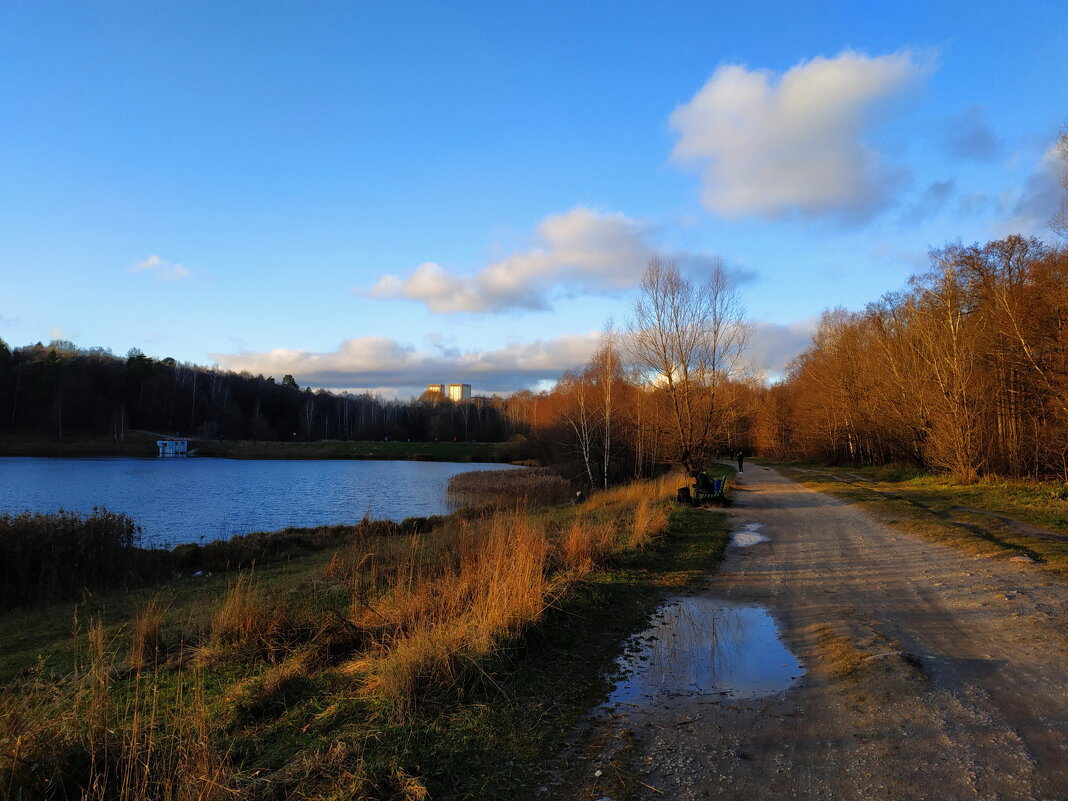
(736, 450), (744, 473)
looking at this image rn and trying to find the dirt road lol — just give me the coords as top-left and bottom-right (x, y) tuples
(557, 463), (1068, 800)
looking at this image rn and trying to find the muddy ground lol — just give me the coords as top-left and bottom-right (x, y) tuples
(549, 463), (1068, 801)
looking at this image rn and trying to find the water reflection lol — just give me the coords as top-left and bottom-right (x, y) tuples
(607, 597), (801, 705)
(731, 521), (769, 547)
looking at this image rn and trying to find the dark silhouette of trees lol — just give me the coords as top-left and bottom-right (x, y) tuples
(0, 344), (517, 446)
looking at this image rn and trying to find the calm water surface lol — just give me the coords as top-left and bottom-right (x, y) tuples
(607, 597), (802, 705)
(0, 457), (517, 548)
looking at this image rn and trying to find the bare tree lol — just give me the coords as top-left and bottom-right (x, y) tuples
(557, 368), (597, 488)
(626, 256), (750, 470)
(591, 323), (622, 489)
(1053, 127), (1068, 240)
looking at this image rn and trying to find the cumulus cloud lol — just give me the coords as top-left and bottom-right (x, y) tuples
(215, 316), (809, 397)
(363, 208), (748, 314)
(670, 50), (930, 221)
(213, 332), (604, 397)
(364, 208), (656, 313)
(944, 105), (1000, 161)
(746, 318), (818, 379)
(132, 254), (191, 281)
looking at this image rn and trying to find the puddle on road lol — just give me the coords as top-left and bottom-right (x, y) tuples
(731, 521), (769, 547)
(607, 597), (802, 707)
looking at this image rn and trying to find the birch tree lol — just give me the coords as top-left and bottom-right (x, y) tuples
(626, 257), (750, 470)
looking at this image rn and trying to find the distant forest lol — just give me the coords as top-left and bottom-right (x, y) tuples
(0, 340), (518, 444)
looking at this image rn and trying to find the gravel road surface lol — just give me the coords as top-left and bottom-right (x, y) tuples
(555, 463), (1068, 800)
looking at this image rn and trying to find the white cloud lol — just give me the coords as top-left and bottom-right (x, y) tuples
(215, 316), (807, 397)
(213, 332), (603, 397)
(670, 50), (930, 221)
(363, 207), (747, 314)
(363, 208), (656, 313)
(132, 254), (191, 281)
(746, 318), (818, 379)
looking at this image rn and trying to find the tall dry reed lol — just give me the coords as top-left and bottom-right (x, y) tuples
(352, 513), (549, 709)
(345, 475), (680, 713)
(2, 618), (234, 801)
(0, 508), (145, 610)
(447, 467), (571, 506)
(628, 497), (669, 550)
(128, 594), (168, 670)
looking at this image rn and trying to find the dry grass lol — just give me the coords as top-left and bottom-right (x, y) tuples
(128, 594), (167, 671)
(349, 513), (550, 710)
(2, 619), (234, 801)
(199, 570), (300, 664)
(337, 474), (681, 713)
(559, 518), (616, 573)
(446, 467), (571, 506)
(628, 497), (670, 550)
(1, 473), (685, 796)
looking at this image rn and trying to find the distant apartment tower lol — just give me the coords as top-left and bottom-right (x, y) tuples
(448, 383), (472, 402)
(426, 383), (446, 396)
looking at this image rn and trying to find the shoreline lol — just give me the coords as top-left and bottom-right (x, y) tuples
(0, 434), (519, 463)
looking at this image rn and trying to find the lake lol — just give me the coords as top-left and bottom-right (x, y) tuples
(0, 456), (517, 548)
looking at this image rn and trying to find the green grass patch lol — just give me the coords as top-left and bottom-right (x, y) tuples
(0, 550), (338, 682)
(0, 432), (159, 457)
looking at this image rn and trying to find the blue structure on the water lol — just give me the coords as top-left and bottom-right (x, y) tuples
(156, 439), (188, 457)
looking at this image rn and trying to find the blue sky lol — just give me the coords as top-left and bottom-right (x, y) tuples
(2, 1), (1066, 396)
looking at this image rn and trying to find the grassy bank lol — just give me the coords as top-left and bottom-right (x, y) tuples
(0, 477), (730, 800)
(0, 509), (464, 613)
(0, 433), (160, 457)
(772, 461), (1068, 577)
(0, 435), (517, 463)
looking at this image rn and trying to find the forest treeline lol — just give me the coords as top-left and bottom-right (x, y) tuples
(503, 235), (1068, 486)
(0, 341), (517, 445)
(751, 235), (1068, 482)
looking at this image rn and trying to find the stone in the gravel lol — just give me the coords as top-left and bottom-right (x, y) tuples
(1010, 555), (1035, 563)
(593, 769), (602, 777)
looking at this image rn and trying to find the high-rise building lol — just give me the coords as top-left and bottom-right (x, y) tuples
(426, 384), (446, 396)
(448, 383), (472, 402)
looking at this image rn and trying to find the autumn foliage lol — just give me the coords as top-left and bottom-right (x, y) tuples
(752, 236), (1068, 482)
